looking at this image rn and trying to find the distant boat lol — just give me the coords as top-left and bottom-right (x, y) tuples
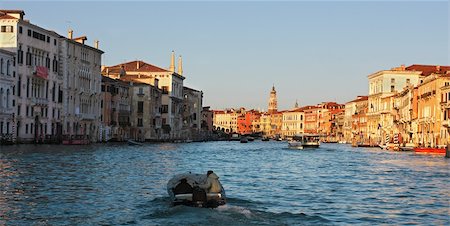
(261, 137), (270, 141)
(247, 136), (255, 142)
(240, 137), (248, 143)
(127, 140), (143, 146)
(230, 133), (240, 141)
(288, 134), (320, 149)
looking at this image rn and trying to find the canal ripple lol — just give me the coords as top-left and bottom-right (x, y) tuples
(0, 141), (448, 225)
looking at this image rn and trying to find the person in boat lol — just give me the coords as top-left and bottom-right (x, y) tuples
(173, 178), (193, 194)
(197, 170), (221, 193)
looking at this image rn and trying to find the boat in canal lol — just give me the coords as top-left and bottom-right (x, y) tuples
(288, 134), (320, 149)
(414, 147), (446, 154)
(240, 137), (248, 143)
(127, 140), (143, 146)
(261, 136), (270, 141)
(167, 172), (226, 208)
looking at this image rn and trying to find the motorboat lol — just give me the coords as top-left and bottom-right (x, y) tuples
(247, 136), (255, 142)
(288, 134), (320, 149)
(240, 137), (248, 143)
(127, 139), (143, 146)
(167, 173), (226, 208)
(261, 137), (270, 141)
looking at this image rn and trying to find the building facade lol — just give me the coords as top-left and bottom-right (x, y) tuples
(416, 72), (450, 148)
(129, 81), (162, 141)
(182, 86), (203, 139)
(103, 56), (185, 139)
(367, 65), (425, 144)
(60, 30), (103, 142)
(0, 48), (15, 143)
(100, 76), (131, 142)
(0, 10), (63, 143)
(281, 107), (305, 139)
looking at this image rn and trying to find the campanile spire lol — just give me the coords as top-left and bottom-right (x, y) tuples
(268, 85), (278, 114)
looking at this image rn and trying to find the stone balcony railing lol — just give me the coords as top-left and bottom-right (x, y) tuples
(0, 107), (13, 114)
(80, 113), (96, 120)
(32, 97), (49, 106)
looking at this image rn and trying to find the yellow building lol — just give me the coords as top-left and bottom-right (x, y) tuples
(440, 78), (450, 144)
(393, 85), (416, 144)
(416, 72), (450, 147)
(281, 108), (305, 139)
(260, 113), (271, 137)
(367, 65), (427, 144)
(213, 110), (232, 133)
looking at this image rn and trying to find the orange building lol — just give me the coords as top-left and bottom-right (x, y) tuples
(304, 106), (320, 134)
(237, 109), (261, 135)
(318, 102), (345, 140)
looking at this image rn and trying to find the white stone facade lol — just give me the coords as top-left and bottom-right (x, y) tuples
(0, 10), (63, 143)
(60, 32), (103, 142)
(0, 48), (15, 142)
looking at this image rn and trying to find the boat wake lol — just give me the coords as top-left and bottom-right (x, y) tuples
(139, 196), (330, 226)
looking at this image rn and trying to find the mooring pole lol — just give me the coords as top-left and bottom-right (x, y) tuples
(446, 144), (450, 158)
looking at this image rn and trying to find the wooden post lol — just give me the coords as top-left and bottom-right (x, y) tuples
(446, 144), (450, 158)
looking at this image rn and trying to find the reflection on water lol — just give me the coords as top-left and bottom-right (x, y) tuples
(0, 142), (449, 225)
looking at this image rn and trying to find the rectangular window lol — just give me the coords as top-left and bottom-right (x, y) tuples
(137, 118), (143, 127)
(19, 26), (22, 33)
(406, 79), (410, 84)
(161, 105), (169, 113)
(26, 105), (29, 116)
(391, 78), (395, 83)
(17, 105), (21, 116)
(161, 86), (169, 94)
(137, 101), (144, 113)
(391, 85), (395, 92)
(27, 29), (31, 36)
(25, 124), (28, 134)
(0, 26), (13, 33)
(26, 78), (30, 97)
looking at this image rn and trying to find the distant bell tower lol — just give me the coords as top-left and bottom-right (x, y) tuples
(268, 85), (278, 114)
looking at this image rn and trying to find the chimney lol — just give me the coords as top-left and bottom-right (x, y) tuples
(401, 64), (405, 71)
(436, 65), (441, 72)
(169, 50), (175, 72)
(68, 29), (73, 39)
(106, 67), (109, 75)
(136, 61), (140, 69)
(94, 40), (99, 49)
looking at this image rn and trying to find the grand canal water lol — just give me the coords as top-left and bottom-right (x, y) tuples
(0, 141), (448, 225)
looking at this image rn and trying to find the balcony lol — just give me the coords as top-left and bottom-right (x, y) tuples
(442, 120), (449, 128)
(31, 97), (49, 106)
(0, 107), (13, 114)
(440, 101), (450, 109)
(80, 113), (96, 120)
